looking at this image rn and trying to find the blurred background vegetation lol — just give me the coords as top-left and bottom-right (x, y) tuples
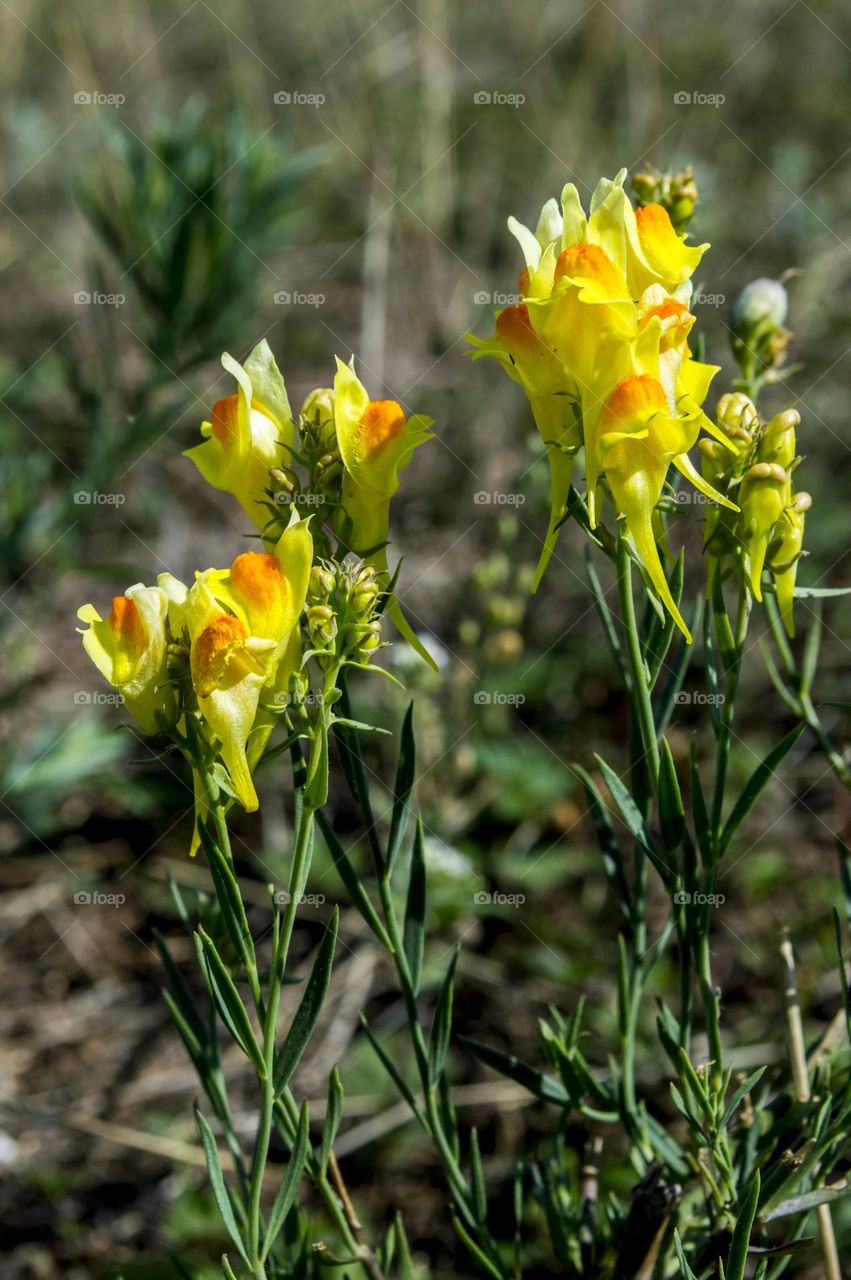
(1, 0), (850, 1274)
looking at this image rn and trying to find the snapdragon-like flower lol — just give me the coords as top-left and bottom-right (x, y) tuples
(333, 356), (437, 667)
(77, 584), (173, 733)
(185, 339), (295, 527)
(180, 513), (313, 813)
(472, 170), (734, 633)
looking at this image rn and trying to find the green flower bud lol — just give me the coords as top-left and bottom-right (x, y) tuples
(739, 462), (789, 601)
(716, 392), (758, 440)
(759, 408), (799, 471)
(308, 565), (336, 604)
(730, 278), (788, 340)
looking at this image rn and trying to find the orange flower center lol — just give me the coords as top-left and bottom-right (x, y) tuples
(107, 596), (145, 656)
(495, 304), (540, 353)
(211, 394), (240, 445)
(230, 552), (288, 636)
(192, 613), (250, 697)
(601, 375), (667, 430)
(360, 400), (406, 454)
(554, 242), (623, 293)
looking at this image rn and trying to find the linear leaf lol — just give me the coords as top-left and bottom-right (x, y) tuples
(317, 810), (391, 948)
(460, 1036), (569, 1105)
(727, 1171), (760, 1280)
(261, 1101), (309, 1261)
(403, 816), (427, 995)
(320, 1066), (343, 1176)
(195, 820), (256, 971)
(274, 907), (339, 1095)
(428, 946), (459, 1084)
(569, 764), (631, 917)
(719, 725), (804, 856)
(594, 755), (675, 887)
(196, 929), (263, 1072)
(386, 702), (416, 875)
(195, 1107), (248, 1262)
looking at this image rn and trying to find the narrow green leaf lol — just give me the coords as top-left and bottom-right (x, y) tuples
(195, 1108), (248, 1262)
(673, 1230), (698, 1280)
(658, 738), (685, 852)
(594, 755), (675, 887)
(450, 1212), (504, 1280)
(196, 928), (263, 1071)
(460, 1036), (569, 1105)
(585, 546), (628, 685)
(655, 606), (700, 734)
(646, 551), (685, 687)
(403, 817), (427, 995)
(469, 1126), (487, 1223)
(274, 908), (339, 1095)
(794, 585), (851, 598)
(720, 1067), (767, 1132)
(320, 1066), (344, 1176)
(196, 820), (256, 971)
(727, 1171), (760, 1280)
(359, 1014), (423, 1120)
(688, 739), (712, 867)
(386, 702), (416, 875)
(569, 764), (631, 917)
(762, 1179), (851, 1221)
(261, 1101), (309, 1261)
(154, 927), (207, 1048)
(317, 810), (391, 949)
(429, 946), (459, 1084)
(719, 725), (804, 856)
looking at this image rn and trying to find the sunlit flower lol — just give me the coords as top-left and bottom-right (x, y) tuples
(333, 357), (436, 666)
(77, 585), (172, 733)
(182, 513), (313, 813)
(185, 340), (295, 527)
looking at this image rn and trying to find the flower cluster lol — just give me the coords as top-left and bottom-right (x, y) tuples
(77, 341), (434, 837)
(702, 394), (810, 634)
(470, 169), (739, 641)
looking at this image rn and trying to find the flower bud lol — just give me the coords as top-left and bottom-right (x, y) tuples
(307, 604), (337, 648)
(739, 462), (788, 600)
(759, 408), (799, 471)
(730, 278), (788, 340)
(716, 392), (758, 440)
(308, 565), (336, 604)
(770, 491), (810, 637)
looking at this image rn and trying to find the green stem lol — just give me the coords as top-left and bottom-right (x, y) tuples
(617, 522), (660, 790)
(246, 801), (315, 1277)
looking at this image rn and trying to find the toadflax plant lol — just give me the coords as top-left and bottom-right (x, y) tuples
(77, 166), (851, 1279)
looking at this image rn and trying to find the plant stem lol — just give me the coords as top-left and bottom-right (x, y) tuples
(617, 522), (660, 790)
(246, 801), (315, 1277)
